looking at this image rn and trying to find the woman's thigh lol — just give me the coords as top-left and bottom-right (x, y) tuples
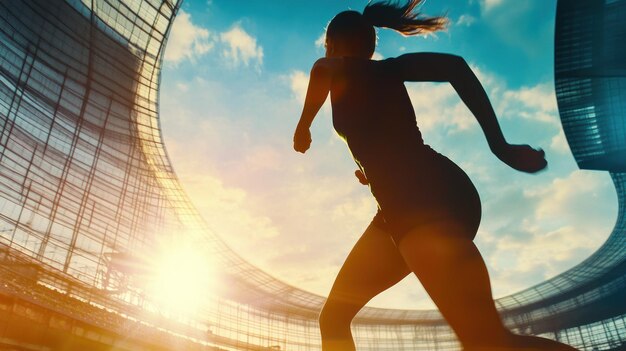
(325, 217), (411, 312)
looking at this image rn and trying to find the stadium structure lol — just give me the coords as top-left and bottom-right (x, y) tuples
(0, 0), (624, 350)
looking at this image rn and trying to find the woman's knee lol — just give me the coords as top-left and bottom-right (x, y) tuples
(319, 298), (359, 333)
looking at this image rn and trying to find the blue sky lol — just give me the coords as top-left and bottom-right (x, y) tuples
(158, 0), (618, 309)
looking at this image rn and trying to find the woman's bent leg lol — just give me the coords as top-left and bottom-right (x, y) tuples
(320, 220), (410, 351)
(397, 221), (512, 349)
(397, 221), (577, 350)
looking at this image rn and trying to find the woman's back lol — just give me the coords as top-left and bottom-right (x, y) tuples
(330, 57), (427, 179)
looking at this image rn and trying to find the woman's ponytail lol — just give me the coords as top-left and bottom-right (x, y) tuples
(362, 0), (447, 36)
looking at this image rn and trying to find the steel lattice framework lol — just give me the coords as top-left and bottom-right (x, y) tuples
(0, 0), (624, 350)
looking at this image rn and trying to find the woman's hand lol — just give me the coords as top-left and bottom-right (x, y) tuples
(493, 143), (547, 173)
(293, 127), (312, 153)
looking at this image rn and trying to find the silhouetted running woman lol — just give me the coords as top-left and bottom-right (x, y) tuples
(293, 1), (578, 351)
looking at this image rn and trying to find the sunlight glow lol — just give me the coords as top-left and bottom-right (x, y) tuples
(147, 241), (215, 317)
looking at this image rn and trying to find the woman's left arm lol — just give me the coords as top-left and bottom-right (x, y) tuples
(293, 58), (333, 154)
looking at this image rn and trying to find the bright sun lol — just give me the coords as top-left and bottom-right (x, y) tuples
(147, 241), (215, 317)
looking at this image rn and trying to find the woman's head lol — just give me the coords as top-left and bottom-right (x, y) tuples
(325, 0), (448, 59)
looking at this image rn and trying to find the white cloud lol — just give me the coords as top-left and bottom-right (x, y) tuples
(289, 70), (309, 102)
(332, 195), (378, 235)
(502, 82), (558, 125)
(550, 129), (570, 154)
(315, 32), (326, 49)
(220, 24), (264, 70)
(406, 82), (473, 134)
(372, 51), (384, 60)
(165, 14), (265, 70)
(481, 170), (617, 296)
(164, 14), (266, 72)
(491, 224), (599, 283)
(456, 14), (477, 27)
(469, 64), (506, 100)
(164, 11), (214, 65)
(176, 172), (281, 260)
(511, 84), (556, 112)
(440, 65), (564, 149)
(240, 144), (283, 173)
(175, 82), (189, 92)
(486, 224), (599, 295)
(403, 64), (561, 138)
(368, 275), (434, 309)
(404, 63), (510, 136)
(530, 171), (609, 221)
(481, 0), (505, 12)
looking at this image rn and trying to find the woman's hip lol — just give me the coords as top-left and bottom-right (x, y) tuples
(372, 154), (482, 243)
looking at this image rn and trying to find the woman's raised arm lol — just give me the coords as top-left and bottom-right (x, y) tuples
(395, 53), (547, 173)
(293, 58), (333, 154)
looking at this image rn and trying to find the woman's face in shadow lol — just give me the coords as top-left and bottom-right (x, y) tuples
(325, 39), (335, 58)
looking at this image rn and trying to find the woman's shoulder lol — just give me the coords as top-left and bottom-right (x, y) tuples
(311, 57), (343, 72)
(311, 55), (420, 81)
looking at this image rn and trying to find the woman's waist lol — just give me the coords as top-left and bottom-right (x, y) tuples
(357, 144), (438, 175)
(362, 152), (466, 198)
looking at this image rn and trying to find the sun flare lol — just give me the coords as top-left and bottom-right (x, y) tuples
(147, 242), (215, 317)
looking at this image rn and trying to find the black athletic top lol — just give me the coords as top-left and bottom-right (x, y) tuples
(329, 56), (481, 240)
(331, 58), (481, 242)
(330, 57), (429, 211)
